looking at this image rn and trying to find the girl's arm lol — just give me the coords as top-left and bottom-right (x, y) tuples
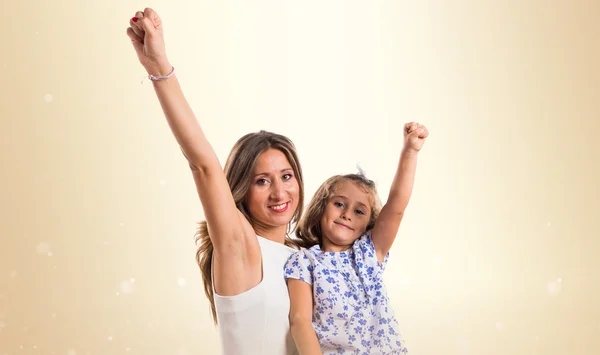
(127, 8), (260, 294)
(287, 279), (322, 355)
(371, 122), (429, 263)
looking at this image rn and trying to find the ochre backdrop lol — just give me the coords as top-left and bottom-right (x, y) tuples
(1, 1), (598, 354)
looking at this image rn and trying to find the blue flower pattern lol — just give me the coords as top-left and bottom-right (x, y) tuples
(284, 232), (408, 354)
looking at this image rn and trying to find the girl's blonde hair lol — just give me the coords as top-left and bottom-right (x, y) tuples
(296, 173), (381, 248)
(195, 131), (304, 325)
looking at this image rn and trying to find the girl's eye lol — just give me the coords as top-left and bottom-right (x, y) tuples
(334, 202), (344, 208)
(355, 210), (365, 215)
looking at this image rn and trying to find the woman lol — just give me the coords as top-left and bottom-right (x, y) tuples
(126, 8), (304, 355)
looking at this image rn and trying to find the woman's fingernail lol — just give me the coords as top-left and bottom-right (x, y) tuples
(132, 17), (138, 23)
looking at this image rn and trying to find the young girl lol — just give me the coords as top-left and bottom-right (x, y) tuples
(284, 122), (428, 354)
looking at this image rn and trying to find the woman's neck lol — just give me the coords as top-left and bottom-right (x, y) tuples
(253, 224), (288, 244)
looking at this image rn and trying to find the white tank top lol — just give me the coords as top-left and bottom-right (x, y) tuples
(213, 236), (299, 355)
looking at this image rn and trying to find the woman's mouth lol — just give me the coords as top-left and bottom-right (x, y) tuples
(269, 202), (290, 213)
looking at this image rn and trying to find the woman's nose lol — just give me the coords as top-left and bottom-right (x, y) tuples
(270, 180), (286, 200)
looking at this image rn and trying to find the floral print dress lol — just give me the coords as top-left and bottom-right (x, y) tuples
(284, 231), (408, 354)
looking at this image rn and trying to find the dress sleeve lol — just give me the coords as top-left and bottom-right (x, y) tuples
(283, 250), (314, 285)
(354, 230), (390, 278)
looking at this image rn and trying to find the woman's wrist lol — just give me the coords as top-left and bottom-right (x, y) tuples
(146, 60), (173, 77)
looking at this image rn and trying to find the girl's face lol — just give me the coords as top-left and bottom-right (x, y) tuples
(245, 149), (300, 238)
(319, 181), (372, 252)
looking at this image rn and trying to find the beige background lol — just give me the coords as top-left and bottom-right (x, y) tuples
(1, 0), (599, 354)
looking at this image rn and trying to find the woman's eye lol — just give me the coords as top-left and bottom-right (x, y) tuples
(256, 179), (268, 185)
(283, 173), (293, 181)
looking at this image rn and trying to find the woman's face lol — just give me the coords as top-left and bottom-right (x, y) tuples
(245, 148), (300, 236)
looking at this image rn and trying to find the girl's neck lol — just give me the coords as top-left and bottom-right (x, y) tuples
(321, 238), (353, 252)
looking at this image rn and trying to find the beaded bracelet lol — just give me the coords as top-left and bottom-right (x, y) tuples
(148, 66), (175, 81)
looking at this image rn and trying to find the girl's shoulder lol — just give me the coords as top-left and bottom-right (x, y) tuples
(353, 230), (390, 271)
(354, 230), (375, 249)
(286, 244), (319, 262)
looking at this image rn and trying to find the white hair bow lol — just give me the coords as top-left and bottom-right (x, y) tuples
(356, 161), (367, 178)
